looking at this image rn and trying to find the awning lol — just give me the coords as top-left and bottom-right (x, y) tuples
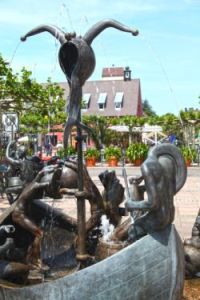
(18, 136), (29, 143)
(108, 125), (129, 132)
(108, 125), (141, 132)
(142, 124), (163, 132)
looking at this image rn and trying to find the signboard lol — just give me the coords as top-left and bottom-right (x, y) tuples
(2, 113), (18, 133)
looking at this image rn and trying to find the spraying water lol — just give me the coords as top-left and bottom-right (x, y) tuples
(100, 215), (115, 242)
(139, 33), (184, 126)
(9, 41), (21, 66)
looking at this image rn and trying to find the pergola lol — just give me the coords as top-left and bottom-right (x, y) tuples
(108, 124), (167, 145)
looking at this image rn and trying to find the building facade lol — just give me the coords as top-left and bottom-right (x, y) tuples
(59, 66), (143, 118)
(54, 66), (143, 148)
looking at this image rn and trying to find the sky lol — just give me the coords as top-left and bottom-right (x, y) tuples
(0, 0), (200, 115)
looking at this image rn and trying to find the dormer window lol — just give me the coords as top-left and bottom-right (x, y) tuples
(114, 92), (123, 110)
(82, 93), (91, 110)
(98, 92), (107, 110)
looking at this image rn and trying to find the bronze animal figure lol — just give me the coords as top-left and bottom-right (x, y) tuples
(99, 170), (125, 226)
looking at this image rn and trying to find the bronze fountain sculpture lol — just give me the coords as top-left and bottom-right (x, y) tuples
(0, 19), (187, 300)
(20, 19), (139, 149)
(20, 18), (139, 261)
(0, 143), (187, 299)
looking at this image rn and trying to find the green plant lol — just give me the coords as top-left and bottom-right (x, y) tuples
(126, 143), (149, 162)
(84, 148), (100, 160)
(104, 146), (121, 161)
(57, 146), (76, 158)
(180, 146), (197, 162)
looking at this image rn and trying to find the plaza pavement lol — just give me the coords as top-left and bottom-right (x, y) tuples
(0, 164), (199, 240)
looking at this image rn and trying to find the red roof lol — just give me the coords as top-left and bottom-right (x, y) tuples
(102, 67), (124, 77)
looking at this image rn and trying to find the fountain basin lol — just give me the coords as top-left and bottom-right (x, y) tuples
(0, 224), (184, 300)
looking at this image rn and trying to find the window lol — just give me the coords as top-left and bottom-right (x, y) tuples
(98, 93), (107, 110)
(114, 92), (123, 110)
(82, 93), (91, 110)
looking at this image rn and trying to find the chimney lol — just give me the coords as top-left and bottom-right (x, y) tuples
(124, 66), (131, 81)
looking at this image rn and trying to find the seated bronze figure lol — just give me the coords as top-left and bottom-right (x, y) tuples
(126, 143), (187, 241)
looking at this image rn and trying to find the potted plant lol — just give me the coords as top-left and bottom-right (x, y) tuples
(104, 146), (121, 167)
(180, 146), (197, 167)
(126, 143), (149, 166)
(84, 147), (100, 167)
(57, 146), (76, 159)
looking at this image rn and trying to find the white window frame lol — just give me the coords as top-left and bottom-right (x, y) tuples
(82, 93), (91, 111)
(98, 93), (107, 110)
(114, 92), (123, 110)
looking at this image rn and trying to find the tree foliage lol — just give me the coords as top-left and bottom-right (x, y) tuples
(142, 99), (156, 117)
(0, 54), (66, 134)
(1, 53), (199, 146)
(82, 115), (112, 149)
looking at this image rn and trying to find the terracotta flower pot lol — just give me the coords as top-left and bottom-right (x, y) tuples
(86, 157), (96, 167)
(107, 157), (118, 167)
(185, 159), (192, 167)
(134, 158), (143, 166)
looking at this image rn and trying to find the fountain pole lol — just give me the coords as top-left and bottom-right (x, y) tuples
(76, 105), (87, 260)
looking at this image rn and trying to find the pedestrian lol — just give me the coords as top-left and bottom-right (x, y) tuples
(45, 141), (52, 156)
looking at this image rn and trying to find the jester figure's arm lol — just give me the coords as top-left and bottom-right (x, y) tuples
(84, 19), (139, 45)
(21, 24), (66, 44)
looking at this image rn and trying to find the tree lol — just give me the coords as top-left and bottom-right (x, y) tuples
(121, 115), (146, 143)
(0, 54), (66, 135)
(179, 109), (200, 146)
(142, 99), (157, 117)
(159, 113), (181, 136)
(82, 115), (111, 149)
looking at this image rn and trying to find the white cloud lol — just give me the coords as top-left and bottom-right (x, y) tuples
(184, 0), (200, 4)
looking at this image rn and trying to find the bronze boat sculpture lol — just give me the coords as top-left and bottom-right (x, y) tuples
(0, 18), (187, 299)
(0, 144), (187, 300)
(0, 225), (184, 300)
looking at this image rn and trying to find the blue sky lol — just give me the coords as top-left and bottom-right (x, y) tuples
(0, 0), (200, 115)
